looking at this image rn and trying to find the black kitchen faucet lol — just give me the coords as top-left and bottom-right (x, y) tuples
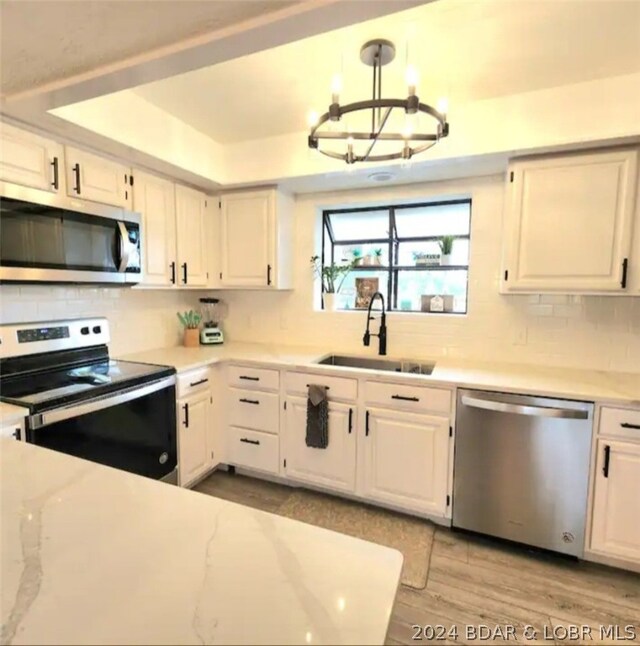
(362, 291), (387, 356)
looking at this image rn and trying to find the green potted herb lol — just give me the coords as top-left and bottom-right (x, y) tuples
(372, 248), (383, 266)
(177, 310), (202, 347)
(351, 247), (363, 266)
(438, 235), (455, 266)
(310, 255), (354, 311)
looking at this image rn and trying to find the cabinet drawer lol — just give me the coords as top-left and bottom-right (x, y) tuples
(364, 380), (451, 415)
(599, 406), (640, 442)
(228, 388), (279, 434)
(228, 427), (279, 475)
(177, 367), (211, 398)
(227, 365), (279, 391)
(285, 371), (357, 402)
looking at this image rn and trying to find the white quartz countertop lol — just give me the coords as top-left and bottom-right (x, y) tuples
(121, 342), (640, 406)
(0, 402), (29, 426)
(0, 440), (402, 645)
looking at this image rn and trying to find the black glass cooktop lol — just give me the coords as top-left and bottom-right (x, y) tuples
(0, 359), (174, 412)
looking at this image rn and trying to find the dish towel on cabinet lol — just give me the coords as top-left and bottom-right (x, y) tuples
(306, 384), (329, 449)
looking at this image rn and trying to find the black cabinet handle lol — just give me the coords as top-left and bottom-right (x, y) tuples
(621, 422), (640, 430)
(602, 445), (610, 478)
(183, 403), (189, 428)
(239, 375), (259, 381)
(239, 398), (260, 405)
(348, 408), (353, 434)
(240, 438), (260, 445)
(182, 263), (187, 284)
(621, 258), (628, 289)
(267, 264), (272, 286)
(391, 394), (420, 402)
(72, 163), (81, 194)
(170, 262), (176, 284)
(50, 157), (59, 189)
(190, 378), (209, 387)
(306, 384), (329, 390)
(13, 427), (21, 441)
(365, 410), (370, 436)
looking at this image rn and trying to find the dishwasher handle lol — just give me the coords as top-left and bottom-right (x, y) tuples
(461, 394), (590, 420)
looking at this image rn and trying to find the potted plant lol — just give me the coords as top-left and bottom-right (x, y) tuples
(177, 310), (202, 347)
(310, 255), (354, 311)
(438, 235), (455, 266)
(351, 248), (363, 266)
(372, 248), (383, 266)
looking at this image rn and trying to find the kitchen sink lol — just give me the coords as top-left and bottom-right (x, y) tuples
(316, 354), (435, 375)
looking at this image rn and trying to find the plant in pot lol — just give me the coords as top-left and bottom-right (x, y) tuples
(438, 235), (455, 266)
(372, 248), (383, 266)
(351, 247), (363, 266)
(177, 310), (202, 347)
(310, 255), (354, 311)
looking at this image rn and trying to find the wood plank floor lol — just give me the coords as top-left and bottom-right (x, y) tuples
(194, 470), (640, 645)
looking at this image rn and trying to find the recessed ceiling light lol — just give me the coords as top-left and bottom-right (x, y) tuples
(368, 171), (395, 182)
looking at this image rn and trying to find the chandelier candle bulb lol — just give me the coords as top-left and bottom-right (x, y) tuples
(405, 65), (419, 96)
(437, 97), (449, 116)
(331, 74), (342, 104)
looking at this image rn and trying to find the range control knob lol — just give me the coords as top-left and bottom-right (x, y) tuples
(80, 326), (90, 335)
(92, 325), (101, 334)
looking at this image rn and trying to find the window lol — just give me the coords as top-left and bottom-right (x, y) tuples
(321, 199), (471, 314)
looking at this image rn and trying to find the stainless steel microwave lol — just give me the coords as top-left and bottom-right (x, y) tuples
(0, 182), (141, 284)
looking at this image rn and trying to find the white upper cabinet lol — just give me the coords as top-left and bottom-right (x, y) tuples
(361, 408), (450, 516)
(283, 397), (356, 494)
(175, 185), (208, 287)
(0, 122), (64, 193)
(219, 188), (292, 289)
(65, 146), (132, 208)
(133, 171), (177, 287)
(501, 148), (638, 293)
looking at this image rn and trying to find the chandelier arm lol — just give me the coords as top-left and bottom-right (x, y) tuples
(362, 106), (393, 161)
(313, 131), (439, 142)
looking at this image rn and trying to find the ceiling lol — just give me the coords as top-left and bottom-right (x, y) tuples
(132, 0), (640, 144)
(0, 0), (298, 96)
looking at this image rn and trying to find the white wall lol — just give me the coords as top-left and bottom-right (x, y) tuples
(0, 286), (205, 356)
(219, 175), (640, 373)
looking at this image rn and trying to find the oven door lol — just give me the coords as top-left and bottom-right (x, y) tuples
(0, 190), (141, 284)
(27, 377), (177, 482)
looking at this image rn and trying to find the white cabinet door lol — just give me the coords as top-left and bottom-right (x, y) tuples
(361, 408), (449, 516)
(0, 423), (23, 441)
(175, 185), (208, 287)
(591, 440), (640, 562)
(283, 397), (356, 493)
(178, 390), (210, 487)
(133, 171), (177, 286)
(65, 146), (132, 208)
(220, 190), (273, 287)
(0, 122), (63, 192)
(502, 149), (638, 293)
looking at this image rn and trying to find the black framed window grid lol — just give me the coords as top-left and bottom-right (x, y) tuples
(321, 199), (472, 314)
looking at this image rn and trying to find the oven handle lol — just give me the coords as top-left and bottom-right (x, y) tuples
(30, 376), (176, 429)
(116, 221), (131, 272)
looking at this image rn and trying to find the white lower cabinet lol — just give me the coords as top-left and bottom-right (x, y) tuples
(283, 397), (356, 494)
(361, 408), (450, 516)
(178, 389), (215, 487)
(590, 439), (640, 562)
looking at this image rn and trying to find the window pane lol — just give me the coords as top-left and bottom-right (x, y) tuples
(395, 202), (470, 238)
(397, 239), (469, 266)
(328, 210), (389, 241)
(338, 269), (388, 310)
(395, 269), (468, 313)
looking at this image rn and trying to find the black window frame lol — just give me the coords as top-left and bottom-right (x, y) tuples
(321, 198), (472, 314)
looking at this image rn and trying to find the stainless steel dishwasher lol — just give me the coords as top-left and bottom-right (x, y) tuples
(453, 389), (594, 557)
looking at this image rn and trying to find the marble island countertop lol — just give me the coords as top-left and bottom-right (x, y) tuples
(0, 440), (402, 645)
(122, 342), (640, 406)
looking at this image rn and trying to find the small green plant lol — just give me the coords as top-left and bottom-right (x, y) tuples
(438, 235), (455, 255)
(373, 248), (383, 258)
(177, 310), (202, 329)
(310, 255), (354, 293)
(352, 248), (363, 259)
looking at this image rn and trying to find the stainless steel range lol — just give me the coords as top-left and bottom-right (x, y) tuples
(0, 318), (177, 483)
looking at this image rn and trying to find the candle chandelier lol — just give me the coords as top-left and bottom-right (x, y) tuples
(307, 39), (449, 165)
